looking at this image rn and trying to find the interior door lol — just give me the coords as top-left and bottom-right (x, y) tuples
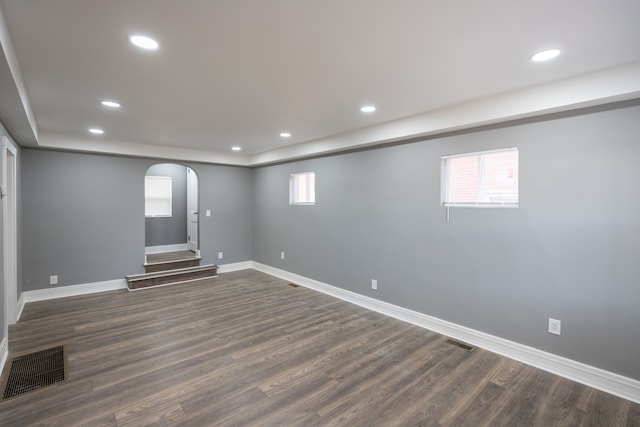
(186, 167), (198, 252)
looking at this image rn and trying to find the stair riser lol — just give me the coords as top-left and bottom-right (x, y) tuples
(129, 269), (218, 290)
(145, 259), (200, 273)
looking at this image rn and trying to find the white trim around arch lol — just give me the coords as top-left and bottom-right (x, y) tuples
(2, 135), (18, 359)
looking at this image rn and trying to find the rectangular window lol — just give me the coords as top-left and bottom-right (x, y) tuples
(145, 176), (172, 217)
(289, 172), (316, 205)
(441, 148), (518, 207)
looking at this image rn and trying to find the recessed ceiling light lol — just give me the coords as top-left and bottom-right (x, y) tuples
(231, 146), (242, 151)
(530, 48), (561, 62)
(360, 105), (376, 113)
(129, 34), (159, 50)
(101, 100), (121, 108)
(280, 132), (292, 138)
(89, 128), (104, 135)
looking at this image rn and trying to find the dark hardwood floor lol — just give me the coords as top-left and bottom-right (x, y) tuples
(1, 270), (638, 426)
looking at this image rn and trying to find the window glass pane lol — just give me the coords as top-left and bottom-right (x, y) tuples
(483, 150), (518, 204)
(441, 148), (518, 207)
(145, 176), (172, 216)
(448, 156), (479, 204)
(308, 172), (316, 204)
(289, 172), (315, 205)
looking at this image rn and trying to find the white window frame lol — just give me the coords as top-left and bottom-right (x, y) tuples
(289, 172), (316, 205)
(145, 176), (173, 217)
(441, 147), (518, 208)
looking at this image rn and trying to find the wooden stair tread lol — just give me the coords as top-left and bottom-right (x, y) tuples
(143, 256), (202, 274)
(127, 264), (218, 282)
(145, 250), (197, 262)
(128, 275), (216, 290)
(144, 256), (202, 267)
(126, 263), (219, 290)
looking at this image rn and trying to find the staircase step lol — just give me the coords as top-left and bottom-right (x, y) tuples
(126, 264), (218, 290)
(144, 256), (202, 273)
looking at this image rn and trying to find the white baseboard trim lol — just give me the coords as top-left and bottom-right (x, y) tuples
(0, 337), (7, 378)
(21, 279), (128, 306)
(251, 262), (640, 404)
(218, 261), (253, 273)
(145, 244), (188, 255)
(16, 291), (25, 322)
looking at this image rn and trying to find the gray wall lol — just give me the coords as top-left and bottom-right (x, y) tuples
(252, 102), (640, 381)
(145, 163), (188, 247)
(15, 101), (640, 382)
(21, 149), (253, 291)
(193, 162), (253, 268)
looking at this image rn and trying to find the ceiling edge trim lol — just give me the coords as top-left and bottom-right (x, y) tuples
(248, 61), (640, 166)
(37, 133), (250, 166)
(0, 3), (38, 146)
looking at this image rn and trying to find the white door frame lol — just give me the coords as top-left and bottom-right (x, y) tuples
(186, 167), (199, 255)
(2, 135), (18, 334)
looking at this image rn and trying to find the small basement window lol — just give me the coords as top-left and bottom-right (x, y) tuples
(441, 148), (518, 207)
(145, 176), (172, 217)
(289, 172), (315, 205)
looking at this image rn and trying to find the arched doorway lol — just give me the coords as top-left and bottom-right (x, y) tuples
(144, 163), (199, 258)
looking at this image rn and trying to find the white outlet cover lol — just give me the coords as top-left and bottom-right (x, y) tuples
(371, 279), (378, 290)
(281, 252), (285, 260)
(218, 252), (223, 259)
(548, 318), (561, 336)
(50, 275), (58, 285)
(206, 209), (211, 217)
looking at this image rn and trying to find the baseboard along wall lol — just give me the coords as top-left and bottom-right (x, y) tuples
(250, 262), (640, 405)
(0, 337), (7, 380)
(8, 261), (640, 404)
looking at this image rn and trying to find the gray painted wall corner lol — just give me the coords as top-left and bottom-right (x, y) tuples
(20, 150), (254, 292)
(251, 102), (640, 381)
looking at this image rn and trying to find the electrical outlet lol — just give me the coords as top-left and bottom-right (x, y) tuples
(281, 251), (285, 260)
(218, 252), (223, 259)
(206, 209), (211, 217)
(548, 318), (561, 336)
(50, 275), (58, 286)
(371, 279), (378, 290)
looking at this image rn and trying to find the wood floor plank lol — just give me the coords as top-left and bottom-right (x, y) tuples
(0, 269), (638, 426)
(181, 387), (270, 427)
(488, 366), (557, 426)
(116, 401), (187, 427)
(581, 388), (633, 427)
(446, 381), (509, 427)
(627, 398), (640, 426)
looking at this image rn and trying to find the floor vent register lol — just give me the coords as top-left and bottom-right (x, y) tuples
(2, 345), (67, 399)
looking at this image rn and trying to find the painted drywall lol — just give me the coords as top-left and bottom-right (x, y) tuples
(252, 101), (640, 381)
(21, 150), (253, 291)
(21, 150), (146, 290)
(192, 162), (253, 267)
(145, 163), (188, 247)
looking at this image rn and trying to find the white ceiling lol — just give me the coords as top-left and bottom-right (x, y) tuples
(0, 0), (639, 166)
